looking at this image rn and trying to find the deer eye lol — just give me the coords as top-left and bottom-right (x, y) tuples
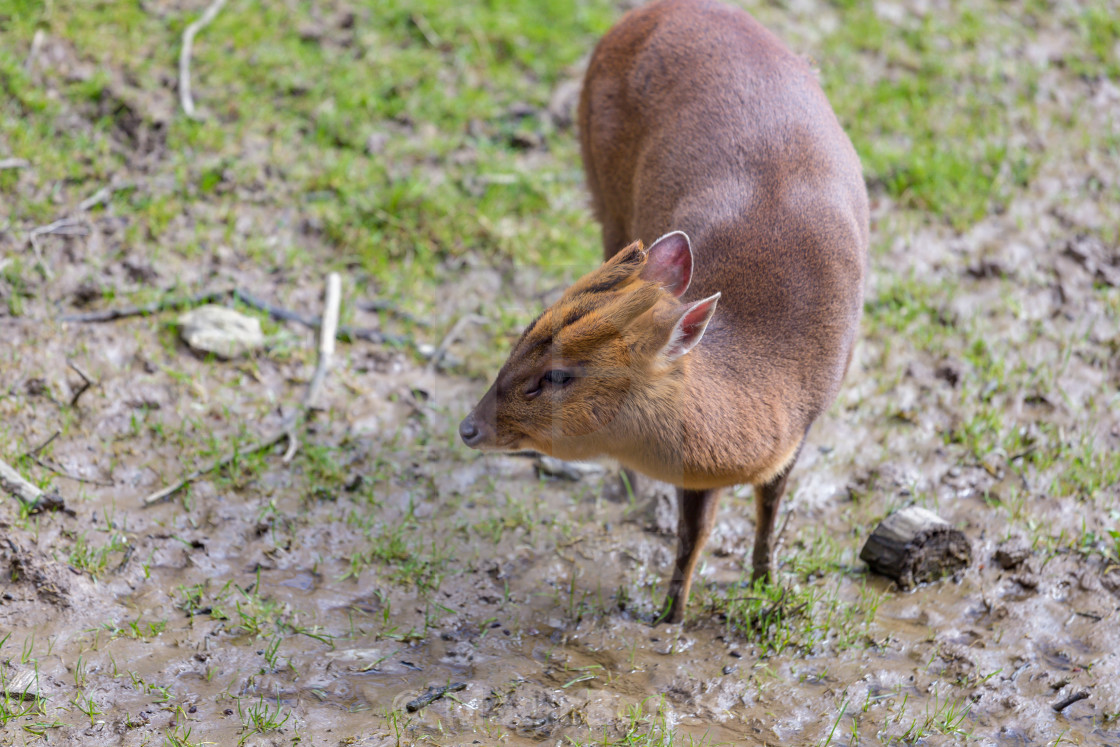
(542, 369), (573, 387)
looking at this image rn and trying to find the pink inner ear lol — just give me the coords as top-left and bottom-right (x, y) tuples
(666, 292), (720, 359)
(641, 231), (692, 297)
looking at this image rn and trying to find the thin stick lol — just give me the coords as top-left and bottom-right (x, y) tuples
(1052, 690), (1089, 713)
(355, 299), (429, 327)
(60, 288), (233, 323)
(67, 361), (94, 407)
(28, 458), (113, 488)
(141, 430), (292, 506)
(426, 313), (485, 372)
(24, 430), (111, 487)
(232, 288), (313, 326)
(78, 181), (132, 212)
(283, 272), (340, 463)
(23, 431), (60, 459)
(26, 181), (131, 279)
(303, 273), (340, 410)
(28, 218), (89, 278)
(180, 0), (230, 120)
(23, 29), (45, 70)
(0, 158), (30, 171)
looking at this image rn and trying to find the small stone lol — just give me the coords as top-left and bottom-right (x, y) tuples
(178, 305), (264, 359)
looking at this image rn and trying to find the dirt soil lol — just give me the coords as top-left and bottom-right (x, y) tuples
(2, 1), (1120, 746)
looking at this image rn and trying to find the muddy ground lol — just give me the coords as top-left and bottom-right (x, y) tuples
(2, 0), (1119, 745)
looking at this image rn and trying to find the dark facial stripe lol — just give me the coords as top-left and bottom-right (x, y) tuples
(579, 277), (625, 296)
(514, 310), (546, 349)
(512, 301), (597, 365)
(561, 304), (592, 329)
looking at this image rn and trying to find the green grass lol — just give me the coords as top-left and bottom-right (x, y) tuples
(1, 0), (610, 336)
(236, 696), (292, 746)
(817, 1), (1040, 227)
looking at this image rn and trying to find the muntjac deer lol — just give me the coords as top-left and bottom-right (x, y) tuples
(459, 0), (868, 623)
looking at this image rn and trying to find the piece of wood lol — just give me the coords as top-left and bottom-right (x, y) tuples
(1052, 689), (1089, 713)
(859, 506), (971, 589)
(1, 667), (46, 701)
(0, 458), (48, 507)
(405, 682), (467, 713)
(179, 0), (229, 120)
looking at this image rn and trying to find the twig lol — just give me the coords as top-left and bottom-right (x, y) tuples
(26, 181), (129, 279)
(67, 361), (94, 407)
(283, 272), (341, 463)
(28, 459), (113, 488)
(59, 288), (233, 322)
(23, 431), (60, 459)
(28, 218), (89, 279)
(240, 287), (409, 347)
(1052, 690), (1089, 713)
(405, 682), (466, 713)
(426, 313), (485, 372)
(409, 13), (442, 47)
(141, 429), (292, 506)
(78, 181), (132, 212)
(303, 273), (340, 411)
(29, 218), (89, 242)
(232, 289), (316, 327)
(356, 299), (429, 327)
(180, 0), (230, 120)
(24, 29), (44, 70)
(20, 431), (113, 487)
(0, 158), (30, 171)
(142, 273), (343, 504)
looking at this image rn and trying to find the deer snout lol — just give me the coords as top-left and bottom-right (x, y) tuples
(461, 383), (501, 449)
(458, 413), (485, 447)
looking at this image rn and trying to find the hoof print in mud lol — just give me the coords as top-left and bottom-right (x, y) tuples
(860, 506), (972, 589)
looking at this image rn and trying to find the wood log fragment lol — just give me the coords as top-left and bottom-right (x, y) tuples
(859, 506), (971, 588)
(0, 667), (46, 701)
(405, 682), (467, 713)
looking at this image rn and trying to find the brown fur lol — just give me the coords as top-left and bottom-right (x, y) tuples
(462, 0), (868, 623)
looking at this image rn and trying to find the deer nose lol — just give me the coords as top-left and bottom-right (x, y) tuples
(459, 414), (482, 446)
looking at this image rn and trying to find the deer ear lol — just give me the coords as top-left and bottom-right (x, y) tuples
(664, 292), (720, 360)
(641, 231), (692, 297)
